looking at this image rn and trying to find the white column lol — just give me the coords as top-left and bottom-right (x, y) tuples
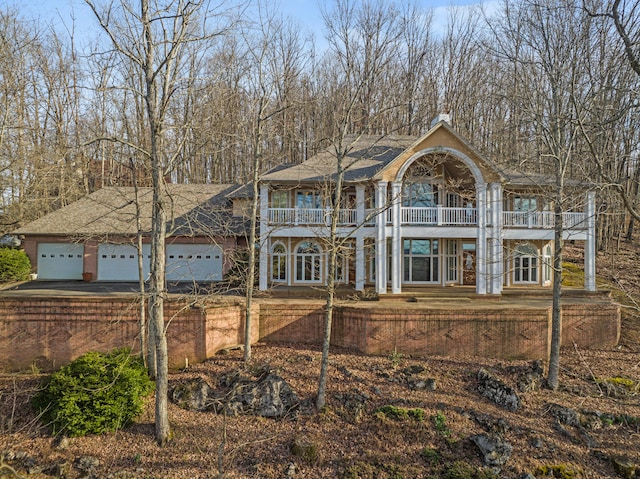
(375, 182), (388, 294)
(258, 184), (269, 291)
(476, 183), (487, 295)
(355, 185), (366, 291)
(489, 182), (503, 295)
(585, 191), (596, 291)
(391, 181), (403, 294)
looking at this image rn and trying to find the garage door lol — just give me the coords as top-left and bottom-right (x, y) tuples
(37, 243), (84, 280)
(98, 243), (151, 281)
(166, 244), (223, 282)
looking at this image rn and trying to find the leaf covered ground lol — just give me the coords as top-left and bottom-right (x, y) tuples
(1, 244), (639, 479)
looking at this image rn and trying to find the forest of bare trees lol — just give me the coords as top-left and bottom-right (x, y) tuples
(1, 0), (638, 253)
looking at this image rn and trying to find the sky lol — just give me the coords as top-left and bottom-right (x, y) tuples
(7, 0), (494, 47)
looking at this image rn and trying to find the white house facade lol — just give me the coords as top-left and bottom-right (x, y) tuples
(258, 117), (596, 296)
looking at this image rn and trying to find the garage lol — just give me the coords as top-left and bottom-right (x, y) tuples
(166, 244), (223, 282)
(37, 243), (84, 280)
(97, 243), (151, 281)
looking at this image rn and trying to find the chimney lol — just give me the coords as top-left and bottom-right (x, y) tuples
(430, 112), (451, 128)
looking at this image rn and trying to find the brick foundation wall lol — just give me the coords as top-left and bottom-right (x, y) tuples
(561, 302), (621, 349)
(0, 297), (250, 372)
(333, 307), (551, 359)
(258, 302), (325, 344)
(0, 296), (621, 372)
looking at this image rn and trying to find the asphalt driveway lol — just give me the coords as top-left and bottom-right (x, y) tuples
(0, 280), (232, 297)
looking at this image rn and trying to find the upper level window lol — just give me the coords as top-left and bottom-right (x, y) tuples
(403, 183), (437, 207)
(296, 191), (322, 209)
(514, 196), (538, 211)
(272, 190), (288, 208)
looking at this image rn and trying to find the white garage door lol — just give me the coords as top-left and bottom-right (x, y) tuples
(98, 243), (151, 281)
(37, 243), (84, 280)
(165, 244), (223, 282)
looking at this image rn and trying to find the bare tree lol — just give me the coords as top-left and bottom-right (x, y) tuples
(84, 0), (231, 445)
(489, 0), (599, 389)
(316, 0), (403, 409)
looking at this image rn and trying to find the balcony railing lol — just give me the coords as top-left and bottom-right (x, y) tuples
(502, 211), (587, 229)
(401, 206), (477, 225)
(266, 207), (587, 230)
(268, 208), (358, 226)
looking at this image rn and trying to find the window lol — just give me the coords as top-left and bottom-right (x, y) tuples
(446, 240), (458, 283)
(514, 243), (538, 283)
(403, 183), (437, 207)
(514, 196), (538, 211)
(271, 243), (287, 282)
(542, 244), (552, 285)
(295, 241), (322, 283)
(403, 239), (439, 283)
(271, 190), (288, 208)
(296, 191), (322, 209)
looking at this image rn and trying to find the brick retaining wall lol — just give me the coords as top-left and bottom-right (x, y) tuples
(0, 297), (252, 372)
(333, 307), (552, 359)
(0, 296), (621, 372)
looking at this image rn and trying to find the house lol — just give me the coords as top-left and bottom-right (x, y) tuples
(14, 116), (596, 293)
(258, 115), (596, 295)
(14, 184), (247, 282)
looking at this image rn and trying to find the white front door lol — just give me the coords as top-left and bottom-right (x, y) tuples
(98, 243), (151, 281)
(37, 243), (84, 280)
(165, 244), (223, 282)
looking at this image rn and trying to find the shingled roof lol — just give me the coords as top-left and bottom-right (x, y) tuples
(14, 184), (246, 237)
(261, 135), (417, 183)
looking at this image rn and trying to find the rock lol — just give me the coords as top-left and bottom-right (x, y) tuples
(408, 377), (437, 391)
(53, 435), (70, 450)
(221, 373), (299, 418)
(74, 455), (100, 473)
(612, 457), (638, 479)
(477, 369), (521, 411)
(402, 365), (425, 375)
(470, 433), (513, 466)
(473, 413), (511, 434)
(290, 435), (318, 463)
(517, 360), (544, 393)
(170, 377), (214, 411)
(334, 391), (369, 422)
(547, 403), (580, 427)
(43, 460), (71, 478)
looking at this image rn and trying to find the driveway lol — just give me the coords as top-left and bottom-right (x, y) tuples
(0, 280), (232, 297)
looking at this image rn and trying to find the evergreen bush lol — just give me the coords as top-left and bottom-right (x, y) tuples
(0, 248), (31, 282)
(32, 348), (153, 436)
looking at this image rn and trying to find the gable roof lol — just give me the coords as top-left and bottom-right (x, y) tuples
(14, 184), (246, 237)
(261, 135), (416, 184)
(261, 121), (569, 189)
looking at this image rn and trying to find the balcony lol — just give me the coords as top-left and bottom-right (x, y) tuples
(266, 207), (587, 230)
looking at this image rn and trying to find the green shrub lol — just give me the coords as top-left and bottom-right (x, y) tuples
(374, 405), (426, 421)
(32, 348), (153, 436)
(0, 248), (31, 282)
(534, 464), (581, 478)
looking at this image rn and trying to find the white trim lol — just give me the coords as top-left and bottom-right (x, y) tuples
(294, 240), (323, 284)
(270, 241), (288, 283)
(394, 147), (485, 186)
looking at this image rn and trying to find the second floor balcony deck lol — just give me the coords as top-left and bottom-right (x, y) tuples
(267, 206), (587, 230)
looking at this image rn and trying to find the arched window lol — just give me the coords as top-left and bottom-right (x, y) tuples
(514, 243), (539, 284)
(271, 243), (287, 282)
(295, 241), (322, 283)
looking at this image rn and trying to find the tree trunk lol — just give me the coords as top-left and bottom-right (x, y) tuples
(547, 192), (564, 390)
